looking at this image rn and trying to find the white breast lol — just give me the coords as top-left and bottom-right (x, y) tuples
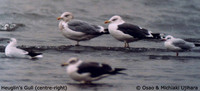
(5, 47), (28, 58)
(66, 62), (92, 82)
(164, 41), (181, 51)
(60, 22), (86, 40)
(108, 24), (136, 42)
(60, 22), (98, 41)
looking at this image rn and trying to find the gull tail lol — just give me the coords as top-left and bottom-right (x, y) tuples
(141, 28), (165, 39)
(102, 28), (109, 34)
(27, 51), (43, 59)
(151, 33), (165, 39)
(110, 68), (127, 75)
(194, 43), (200, 47)
(98, 25), (109, 34)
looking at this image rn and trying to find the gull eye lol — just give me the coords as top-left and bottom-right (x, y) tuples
(69, 60), (77, 64)
(112, 18), (117, 21)
(64, 14), (70, 17)
(167, 37), (171, 39)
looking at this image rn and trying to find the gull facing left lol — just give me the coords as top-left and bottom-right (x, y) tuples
(163, 35), (200, 56)
(5, 38), (43, 59)
(105, 15), (163, 48)
(57, 12), (109, 46)
(61, 57), (126, 83)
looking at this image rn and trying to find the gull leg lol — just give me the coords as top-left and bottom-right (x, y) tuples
(75, 41), (80, 46)
(176, 52), (179, 56)
(81, 81), (92, 84)
(124, 41), (130, 48)
(127, 43), (130, 48)
(80, 81), (85, 84)
(124, 41), (127, 48)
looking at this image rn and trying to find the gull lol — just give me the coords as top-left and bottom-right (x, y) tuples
(163, 35), (200, 56)
(61, 57), (126, 83)
(57, 12), (109, 46)
(105, 15), (163, 48)
(5, 38), (43, 59)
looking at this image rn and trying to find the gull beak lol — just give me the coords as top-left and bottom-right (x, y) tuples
(61, 62), (69, 67)
(57, 17), (63, 20)
(161, 39), (166, 41)
(104, 20), (111, 24)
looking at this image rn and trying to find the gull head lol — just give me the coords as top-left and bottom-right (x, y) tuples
(57, 12), (74, 22)
(7, 38), (17, 47)
(164, 35), (174, 41)
(8, 38), (17, 43)
(61, 57), (79, 67)
(105, 15), (124, 24)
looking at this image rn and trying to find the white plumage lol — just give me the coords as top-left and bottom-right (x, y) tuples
(5, 38), (43, 59)
(163, 35), (196, 56)
(57, 12), (108, 46)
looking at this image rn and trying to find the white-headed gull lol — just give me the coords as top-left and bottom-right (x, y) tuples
(163, 35), (200, 56)
(105, 15), (163, 48)
(57, 12), (109, 46)
(61, 57), (126, 83)
(5, 38), (43, 59)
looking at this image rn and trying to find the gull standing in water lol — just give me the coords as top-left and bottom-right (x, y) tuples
(105, 15), (163, 48)
(163, 35), (200, 56)
(57, 12), (109, 46)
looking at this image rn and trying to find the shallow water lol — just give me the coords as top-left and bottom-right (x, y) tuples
(1, 0), (200, 91)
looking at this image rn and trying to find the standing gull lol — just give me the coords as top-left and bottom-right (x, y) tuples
(5, 38), (43, 59)
(105, 15), (163, 48)
(57, 12), (109, 46)
(61, 57), (126, 83)
(163, 35), (200, 56)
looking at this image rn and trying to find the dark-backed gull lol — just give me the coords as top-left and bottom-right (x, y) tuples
(61, 57), (126, 83)
(105, 15), (162, 48)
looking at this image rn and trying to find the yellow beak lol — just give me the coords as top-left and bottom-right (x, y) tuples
(61, 62), (69, 67)
(104, 20), (111, 24)
(57, 17), (63, 20)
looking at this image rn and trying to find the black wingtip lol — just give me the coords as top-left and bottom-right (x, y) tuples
(195, 43), (200, 47)
(115, 68), (127, 71)
(102, 29), (110, 34)
(151, 33), (161, 39)
(110, 68), (127, 75)
(27, 51), (43, 58)
(151, 33), (166, 39)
